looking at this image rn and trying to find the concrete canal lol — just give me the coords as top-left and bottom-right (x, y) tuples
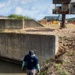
(0, 59), (26, 75)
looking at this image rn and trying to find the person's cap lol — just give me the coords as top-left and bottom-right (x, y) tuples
(29, 50), (34, 56)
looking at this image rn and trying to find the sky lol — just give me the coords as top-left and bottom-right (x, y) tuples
(0, 0), (75, 20)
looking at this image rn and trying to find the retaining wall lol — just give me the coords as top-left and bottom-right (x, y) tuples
(0, 19), (43, 29)
(24, 19), (43, 28)
(0, 33), (58, 64)
(0, 19), (23, 29)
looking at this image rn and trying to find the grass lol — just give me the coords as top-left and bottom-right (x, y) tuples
(59, 70), (70, 75)
(45, 58), (53, 64)
(39, 71), (48, 75)
(54, 63), (70, 75)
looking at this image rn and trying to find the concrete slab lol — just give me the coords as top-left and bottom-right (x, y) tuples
(0, 33), (58, 65)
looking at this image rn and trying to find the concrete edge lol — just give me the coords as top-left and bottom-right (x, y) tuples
(55, 35), (58, 55)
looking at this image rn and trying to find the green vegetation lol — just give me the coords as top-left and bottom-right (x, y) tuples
(54, 63), (62, 70)
(59, 70), (70, 75)
(8, 14), (31, 19)
(45, 58), (52, 64)
(53, 63), (70, 75)
(39, 71), (48, 75)
(67, 18), (75, 22)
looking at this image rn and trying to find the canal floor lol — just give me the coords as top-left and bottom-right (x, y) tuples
(0, 60), (26, 75)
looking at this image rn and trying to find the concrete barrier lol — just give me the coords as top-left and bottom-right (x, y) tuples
(0, 33), (58, 64)
(24, 19), (43, 28)
(0, 19), (43, 29)
(0, 19), (23, 29)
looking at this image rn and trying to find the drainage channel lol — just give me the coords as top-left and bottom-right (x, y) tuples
(0, 57), (26, 75)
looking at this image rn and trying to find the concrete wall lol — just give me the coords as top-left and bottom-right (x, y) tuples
(0, 33), (58, 64)
(24, 19), (43, 28)
(0, 19), (23, 29)
(0, 16), (8, 19)
(0, 19), (43, 29)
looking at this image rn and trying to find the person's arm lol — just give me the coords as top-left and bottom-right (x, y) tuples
(35, 57), (40, 72)
(36, 64), (40, 72)
(22, 61), (26, 70)
(22, 55), (27, 71)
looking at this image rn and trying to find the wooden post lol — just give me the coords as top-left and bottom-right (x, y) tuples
(60, 14), (66, 28)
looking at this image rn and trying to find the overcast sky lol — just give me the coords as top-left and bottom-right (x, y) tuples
(0, 0), (75, 20)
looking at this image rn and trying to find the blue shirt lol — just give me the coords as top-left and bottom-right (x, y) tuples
(23, 54), (38, 70)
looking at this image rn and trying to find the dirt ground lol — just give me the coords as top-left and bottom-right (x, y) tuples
(37, 23), (75, 75)
(0, 23), (75, 75)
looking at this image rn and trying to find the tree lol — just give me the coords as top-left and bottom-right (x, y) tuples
(8, 14), (31, 19)
(67, 18), (75, 23)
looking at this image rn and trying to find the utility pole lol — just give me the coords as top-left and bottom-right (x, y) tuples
(53, 0), (75, 29)
(60, 14), (66, 28)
